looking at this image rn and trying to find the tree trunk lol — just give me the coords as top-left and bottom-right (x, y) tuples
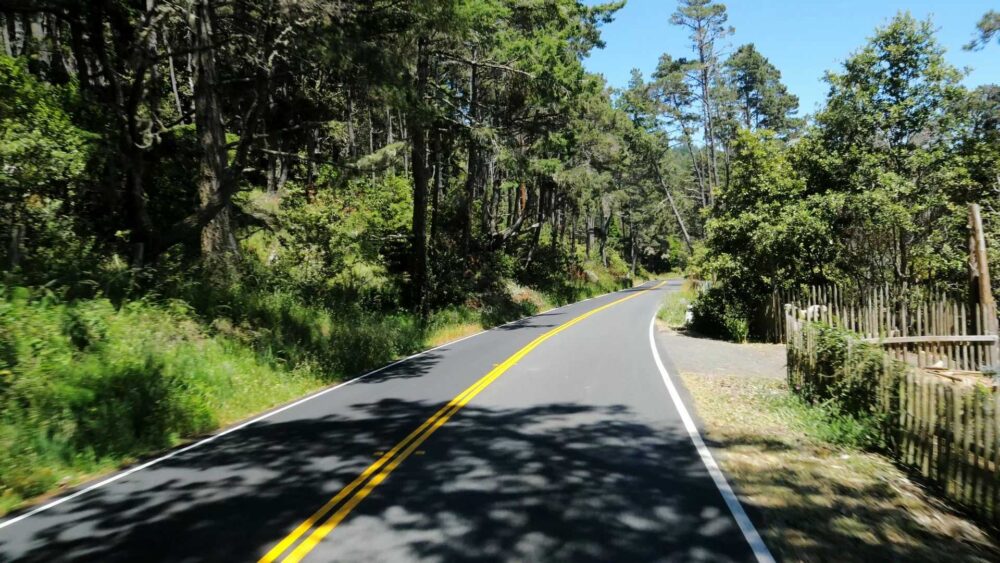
(570, 211), (577, 254)
(701, 102), (716, 190)
(741, 89), (753, 130)
(0, 13), (10, 58)
(506, 182), (515, 229)
(45, 14), (70, 84)
(462, 145), (477, 253)
(386, 104), (394, 144)
(696, 28), (719, 204)
(628, 212), (636, 279)
(399, 108), (408, 172)
(67, 16), (90, 90)
(585, 213), (592, 258)
(462, 57), (478, 254)
(368, 105), (375, 154)
(598, 204), (612, 267)
(11, 13), (24, 58)
(682, 132), (709, 208)
(7, 224), (23, 270)
(430, 128), (442, 243)
(304, 130), (317, 202)
(193, 0), (235, 260)
(486, 161), (500, 235)
(969, 203), (995, 308)
(165, 29), (183, 116)
(653, 164), (693, 252)
(383, 106), (393, 177)
(524, 184), (543, 269)
(550, 192), (559, 251)
(346, 90), (355, 158)
(408, 37), (430, 312)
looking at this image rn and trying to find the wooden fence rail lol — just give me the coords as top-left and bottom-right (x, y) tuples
(786, 306), (1000, 526)
(768, 285), (999, 371)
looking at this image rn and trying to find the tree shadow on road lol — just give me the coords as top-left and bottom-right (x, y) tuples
(1, 395), (753, 562)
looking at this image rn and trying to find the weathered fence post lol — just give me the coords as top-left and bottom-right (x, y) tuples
(968, 204), (999, 368)
(969, 203), (995, 310)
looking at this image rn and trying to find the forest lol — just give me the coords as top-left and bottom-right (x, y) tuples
(0, 0), (998, 515)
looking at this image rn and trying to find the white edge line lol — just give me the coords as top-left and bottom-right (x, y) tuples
(647, 315), (776, 563)
(0, 284), (641, 530)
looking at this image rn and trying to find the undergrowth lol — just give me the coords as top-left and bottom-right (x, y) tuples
(773, 392), (883, 450)
(0, 286), (322, 514)
(0, 259), (630, 516)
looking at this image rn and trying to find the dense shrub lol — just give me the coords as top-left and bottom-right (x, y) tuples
(0, 286), (322, 511)
(787, 322), (900, 450)
(689, 285), (750, 342)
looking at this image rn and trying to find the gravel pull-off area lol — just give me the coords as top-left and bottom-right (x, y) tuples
(656, 323), (786, 379)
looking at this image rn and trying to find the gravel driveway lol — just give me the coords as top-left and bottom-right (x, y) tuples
(655, 323), (786, 379)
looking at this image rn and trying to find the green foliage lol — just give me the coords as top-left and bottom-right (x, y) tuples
(689, 284), (749, 342)
(0, 286), (322, 510)
(776, 393), (883, 450)
(0, 55), (93, 197)
(662, 236), (691, 272)
(723, 43), (800, 134)
(267, 174), (412, 306)
(699, 14), (999, 340)
(695, 129), (827, 340)
(965, 10), (999, 51)
(787, 323), (896, 450)
(0, 54), (99, 280)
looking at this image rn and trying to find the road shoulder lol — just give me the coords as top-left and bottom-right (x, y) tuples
(656, 323), (1000, 562)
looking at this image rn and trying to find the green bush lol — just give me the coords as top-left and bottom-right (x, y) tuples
(689, 284), (751, 342)
(0, 286), (322, 512)
(792, 324), (886, 413)
(787, 322), (900, 451)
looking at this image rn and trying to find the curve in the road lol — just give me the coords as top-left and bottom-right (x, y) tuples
(261, 282), (669, 563)
(0, 280), (773, 563)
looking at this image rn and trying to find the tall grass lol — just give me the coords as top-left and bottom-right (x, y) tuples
(0, 253), (635, 515)
(0, 280), (596, 515)
(0, 287), (323, 514)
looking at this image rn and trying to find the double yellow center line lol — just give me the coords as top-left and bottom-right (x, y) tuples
(259, 281), (666, 563)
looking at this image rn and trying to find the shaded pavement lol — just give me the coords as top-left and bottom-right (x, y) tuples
(0, 280), (759, 562)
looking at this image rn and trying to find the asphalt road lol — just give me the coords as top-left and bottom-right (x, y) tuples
(0, 280), (767, 562)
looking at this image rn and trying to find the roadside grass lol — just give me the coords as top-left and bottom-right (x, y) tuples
(681, 373), (1000, 562)
(657, 278), (698, 328)
(425, 322), (483, 348)
(0, 290), (324, 516)
(0, 272), (629, 517)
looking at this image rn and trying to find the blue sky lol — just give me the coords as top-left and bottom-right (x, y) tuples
(583, 0), (998, 115)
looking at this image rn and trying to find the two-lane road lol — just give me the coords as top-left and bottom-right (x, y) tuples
(0, 280), (771, 562)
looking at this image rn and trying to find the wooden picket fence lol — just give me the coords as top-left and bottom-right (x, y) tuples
(768, 285), (999, 371)
(786, 304), (1000, 525)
